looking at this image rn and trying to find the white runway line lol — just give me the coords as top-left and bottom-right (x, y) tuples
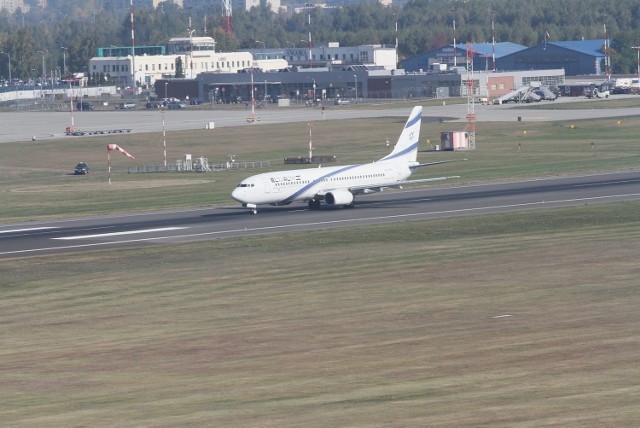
(0, 227), (58, 234)
(53, 227), (188, 240)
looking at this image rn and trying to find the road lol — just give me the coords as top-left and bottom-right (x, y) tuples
(2, 170), (639, 259)
(2, 99), (640, 143)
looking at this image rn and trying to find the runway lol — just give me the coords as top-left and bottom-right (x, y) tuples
(2, 170), (639, 259)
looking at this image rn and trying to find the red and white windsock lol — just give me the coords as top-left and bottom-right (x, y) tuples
(107, 144), (135, 160)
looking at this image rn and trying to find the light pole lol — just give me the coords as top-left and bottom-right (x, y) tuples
(632, 46), (640, 92)
(300, 39), (309, 65)
(188, 29), (195, 78)
(161, 109), (167, 170)
(37, 50), (46, 82)
(61, 46), (68, 77)
(353, 74), (357, 103)
(0, 51), (10, 83)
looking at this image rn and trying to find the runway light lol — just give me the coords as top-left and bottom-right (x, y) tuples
(570, 124), (576, 129)
(617, 120), (621, 125)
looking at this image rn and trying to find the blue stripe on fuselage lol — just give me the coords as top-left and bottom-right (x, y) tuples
(279, 164), (361, 204)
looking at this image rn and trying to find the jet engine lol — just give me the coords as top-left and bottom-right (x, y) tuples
(323, 189), (354, 207)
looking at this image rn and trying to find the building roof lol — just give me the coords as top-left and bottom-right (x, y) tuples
(453, 42), (527, 58)
(547, 39), (605, 57)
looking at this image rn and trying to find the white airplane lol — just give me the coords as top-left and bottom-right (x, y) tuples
(231, 106), (460, 214)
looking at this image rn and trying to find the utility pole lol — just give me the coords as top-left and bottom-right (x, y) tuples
(61, 46), (68, 77)
(37, 50), (45, 80)
(490, 10), (496, 71)
(632, 46), (640, 93)
(452, 8), (457, 67)
(307, 13), (312, 68)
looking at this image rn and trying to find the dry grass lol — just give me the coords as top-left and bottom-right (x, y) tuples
(1, 204), (640, 426)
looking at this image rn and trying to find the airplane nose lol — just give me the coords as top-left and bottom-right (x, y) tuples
(231, 187), (245, 203)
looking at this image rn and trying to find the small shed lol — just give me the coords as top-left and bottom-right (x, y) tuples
(440, 131), (469, 151)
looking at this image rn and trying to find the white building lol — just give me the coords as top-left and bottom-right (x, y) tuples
(0, 0), (24, 13)
(0, 0), (46, 12)
(88, 37), (287, 89)
(257, 42), (398, 70)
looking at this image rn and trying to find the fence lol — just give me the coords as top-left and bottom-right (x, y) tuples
(128, 160), (271, 174)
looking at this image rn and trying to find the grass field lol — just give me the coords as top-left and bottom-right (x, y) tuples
(1, 109), (640, 426)
(1, 112), (640, 223)
(1, 203), (640, 425)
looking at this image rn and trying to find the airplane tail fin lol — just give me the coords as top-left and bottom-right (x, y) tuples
(379, 106), (422, 163)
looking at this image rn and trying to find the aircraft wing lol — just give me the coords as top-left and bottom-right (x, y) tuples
(315, 176), (459, 197)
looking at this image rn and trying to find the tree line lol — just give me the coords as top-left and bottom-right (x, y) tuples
(1, 0), (640, 81)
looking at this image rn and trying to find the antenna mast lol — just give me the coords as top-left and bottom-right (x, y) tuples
(307, 13), (312, 68)
(452, 8), (457, 67)
(491, 10), (496, 71)
(466, 42), (476, 150)
(603, 14), (611, 78)
(222, 0), (233, 35)
(130, 0), (136, 89)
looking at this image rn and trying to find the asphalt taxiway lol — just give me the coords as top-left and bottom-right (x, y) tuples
(2, 170), (639, 258)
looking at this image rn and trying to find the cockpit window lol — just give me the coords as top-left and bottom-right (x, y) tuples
(236, 183), (254, 188)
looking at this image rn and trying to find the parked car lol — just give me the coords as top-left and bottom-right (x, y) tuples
(74, 162), (90, 175)
(76, 102), (94, 111)
(167, 101), (186, 109)
(190, 98), (203, 105)
(115, 102), (136, 110)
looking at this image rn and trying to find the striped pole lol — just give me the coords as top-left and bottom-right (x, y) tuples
(130, 0), (136, 89)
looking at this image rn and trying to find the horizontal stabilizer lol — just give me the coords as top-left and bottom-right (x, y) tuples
(404, 176), (460, 184)
(410, 159), (467, 169)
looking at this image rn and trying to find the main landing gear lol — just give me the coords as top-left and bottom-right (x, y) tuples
(308, 199), (321, 210)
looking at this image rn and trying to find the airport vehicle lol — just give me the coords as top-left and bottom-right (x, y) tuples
(167, 100), (186, 109)
(75, 102), (94, 111)
(115, 102), (136, 109)
(231, 106), (459, 214)
(74, 162), (90, 175)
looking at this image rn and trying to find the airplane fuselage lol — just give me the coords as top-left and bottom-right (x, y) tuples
(231, 160), (411, 207)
